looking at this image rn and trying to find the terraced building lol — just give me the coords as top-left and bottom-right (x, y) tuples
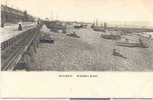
(1, 5), (34, 25)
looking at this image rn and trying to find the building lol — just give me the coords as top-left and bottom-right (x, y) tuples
(1, 5), (35, 24)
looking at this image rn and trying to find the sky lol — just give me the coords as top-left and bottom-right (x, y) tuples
(1, 0), (153, 25)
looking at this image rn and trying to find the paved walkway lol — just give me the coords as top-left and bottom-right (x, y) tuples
(0, 22), (37, 43)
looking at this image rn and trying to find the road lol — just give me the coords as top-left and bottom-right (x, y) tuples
(29, 25), (153, 71)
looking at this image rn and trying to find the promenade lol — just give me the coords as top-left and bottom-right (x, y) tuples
(0, 22), (37, 43)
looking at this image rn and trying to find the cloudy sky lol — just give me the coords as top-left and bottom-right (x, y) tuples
(1, 0), (153, 24)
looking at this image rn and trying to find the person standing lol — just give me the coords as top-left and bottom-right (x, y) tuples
(18, 21), (22, 31)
